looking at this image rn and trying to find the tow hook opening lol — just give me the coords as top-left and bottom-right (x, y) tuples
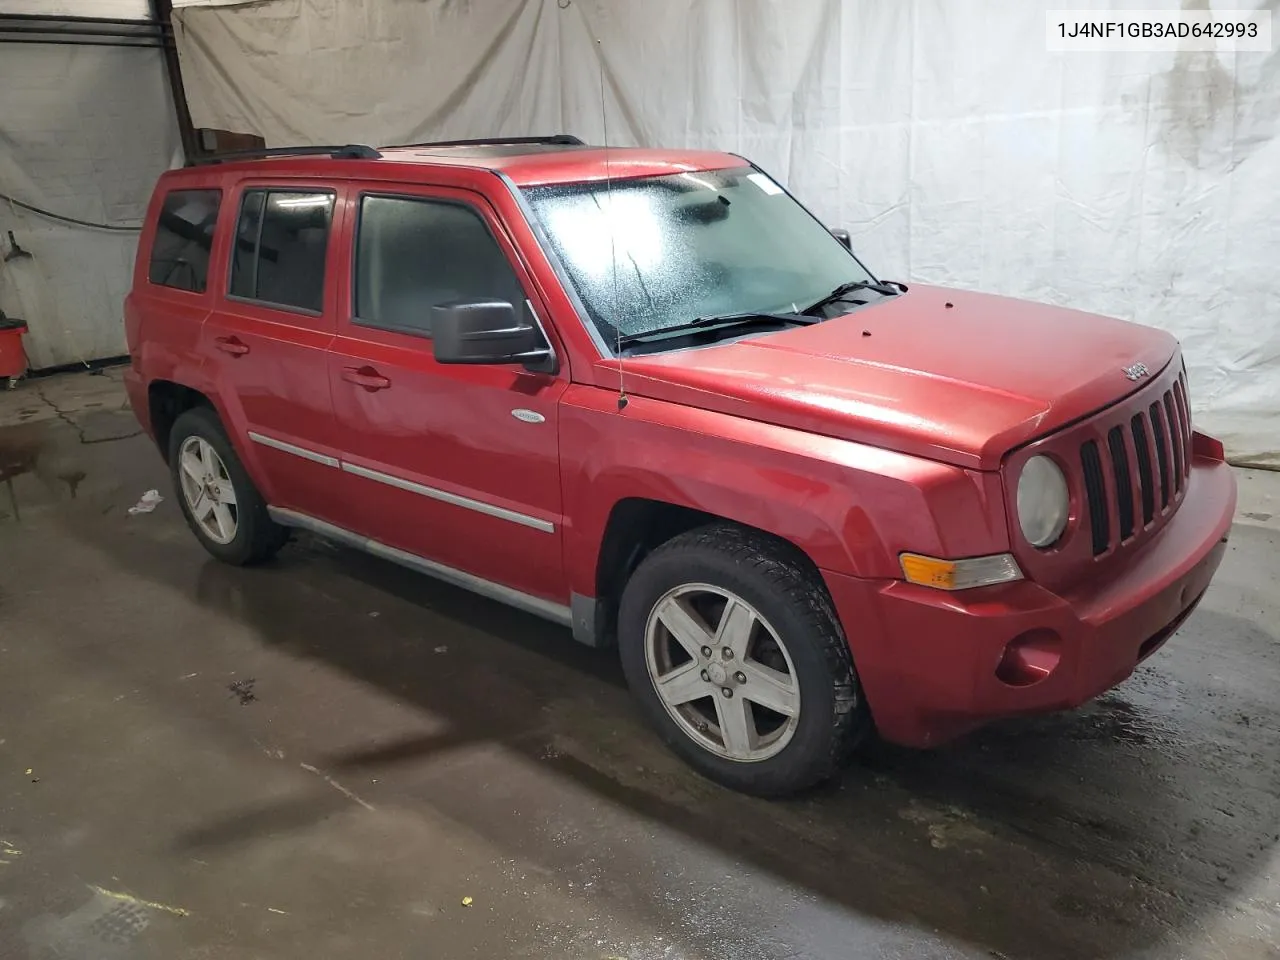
(996, 629), (1064, 687)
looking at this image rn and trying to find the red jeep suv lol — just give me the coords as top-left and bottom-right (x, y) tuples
(123, 136), (1236, 796)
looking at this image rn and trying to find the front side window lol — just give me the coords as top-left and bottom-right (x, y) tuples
(229, 189), (334, 313)
(353, 195), (526, 337)
(523, 167), (873, 349)
(148, 189), (221, 292)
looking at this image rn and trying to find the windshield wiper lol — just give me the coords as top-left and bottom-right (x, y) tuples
(618, 311), (817, 346)
(689, 310), (818, 328)
(802, 279), (900, 315)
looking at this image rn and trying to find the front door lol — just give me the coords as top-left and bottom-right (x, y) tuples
(327, 184), (568, 603)
(201, 182), (345, 522)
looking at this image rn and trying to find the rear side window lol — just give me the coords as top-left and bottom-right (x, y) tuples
(229, 189), (335, 313)
(148, 189), (221, 293)
(353, 195), (525, 336)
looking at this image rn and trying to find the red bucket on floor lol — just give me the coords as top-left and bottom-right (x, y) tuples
(0, 318), (28, 379)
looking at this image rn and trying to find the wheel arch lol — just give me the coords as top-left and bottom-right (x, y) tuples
(578, 495), (828, 649)
(148, 379), (215, 463)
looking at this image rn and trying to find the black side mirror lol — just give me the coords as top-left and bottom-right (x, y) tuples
(432, 300), (555, 373)
(831, 228), (852, 251)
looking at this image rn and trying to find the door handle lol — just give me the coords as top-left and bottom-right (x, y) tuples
(214, 336), (250, 357)
(342, 366), (391, 391)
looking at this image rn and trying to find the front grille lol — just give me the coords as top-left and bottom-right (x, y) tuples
(1080, 441), (1110, 555)
(1131, 414), (1155, 524)
(1149, 401), (1170, 508)
(1107, 426), (1135, 541)
(1078, 375), (1194, 556)
(1166, 392), (1183, 489)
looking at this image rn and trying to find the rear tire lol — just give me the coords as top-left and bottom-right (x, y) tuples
(168, 407), (287, 566)
(618, 523), (870, 797)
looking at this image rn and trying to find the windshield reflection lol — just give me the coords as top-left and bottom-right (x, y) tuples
(523, 167), (873, 350)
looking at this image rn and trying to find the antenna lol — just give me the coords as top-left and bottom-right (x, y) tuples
(597, 38), (628, 411)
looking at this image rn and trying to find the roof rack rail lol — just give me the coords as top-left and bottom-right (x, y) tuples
(384, 134), (586, 149)
(187, 144), (381, 166)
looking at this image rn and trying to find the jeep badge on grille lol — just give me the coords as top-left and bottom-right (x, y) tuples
(1122, 362), (1150, 381)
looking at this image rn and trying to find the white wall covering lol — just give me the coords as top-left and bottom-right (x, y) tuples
(173, 0), (1279, 462)
(0, 1), (150, 17)
(0, 46), (180, 368)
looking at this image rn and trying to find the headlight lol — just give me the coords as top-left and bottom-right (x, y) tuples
(1017, 456), (1069, 548)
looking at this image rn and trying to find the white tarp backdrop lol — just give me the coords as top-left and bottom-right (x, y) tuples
(171, 0), (1278, 463)
(0, 44), (180, 369)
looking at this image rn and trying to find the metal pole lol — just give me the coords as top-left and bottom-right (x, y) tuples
(0, 13), (157, 26)
(0, 24), (163, 37)
(0, 37), (162, 47)
(150, 0), (199, 161)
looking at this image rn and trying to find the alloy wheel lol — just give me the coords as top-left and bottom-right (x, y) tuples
(643, 583), (802, 762)
(178, 436), (239, 545)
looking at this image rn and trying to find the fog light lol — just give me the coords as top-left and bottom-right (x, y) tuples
(995, 629), (1063, 687)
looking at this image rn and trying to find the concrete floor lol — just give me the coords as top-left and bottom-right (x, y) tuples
(1, 368), (1279, 960)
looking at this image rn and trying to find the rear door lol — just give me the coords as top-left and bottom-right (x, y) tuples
(126, 184), (223, 421)
(201, 180), (346, 522)
(326, 182), (569, 603)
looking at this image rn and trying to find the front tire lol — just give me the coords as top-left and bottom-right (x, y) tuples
(168, 407), (287, 566)
(618, 524), (870, 797)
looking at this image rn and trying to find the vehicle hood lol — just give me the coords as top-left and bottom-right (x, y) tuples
(613, 284), (1179, 469)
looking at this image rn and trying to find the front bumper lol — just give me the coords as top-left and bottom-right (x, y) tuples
(823, 454), (1236, 748)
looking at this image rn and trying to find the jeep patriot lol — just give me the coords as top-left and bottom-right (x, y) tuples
(124, 136), (1237, 796)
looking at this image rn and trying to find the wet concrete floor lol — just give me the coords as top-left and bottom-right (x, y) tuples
(1, 369), (1279, 959)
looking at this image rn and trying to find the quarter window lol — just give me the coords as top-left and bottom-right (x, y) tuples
(353, 195), (525, 336)
(148, 189), (221, 293)
(229, 189), (334, 313)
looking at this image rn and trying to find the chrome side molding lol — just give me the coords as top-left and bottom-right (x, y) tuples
(248, 431), (340, 468)
(267, 507), (573, 628)
(339, 461), (554, 533)
(247, 430), (554, 534)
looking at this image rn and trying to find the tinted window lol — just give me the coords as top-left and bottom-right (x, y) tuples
(229, 191), (264, 301)
(229, 189), (334, 312)
(148, 189), (221, 292)
(354, 195), (525, 336)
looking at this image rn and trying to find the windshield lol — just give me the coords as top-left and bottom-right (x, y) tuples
(522, 166), (875, 350)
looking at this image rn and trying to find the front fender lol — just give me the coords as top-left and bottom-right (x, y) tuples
(560, 386), (1010, 597)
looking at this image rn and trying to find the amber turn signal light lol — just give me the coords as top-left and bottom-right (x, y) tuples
(899, 552), (1023, 591)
